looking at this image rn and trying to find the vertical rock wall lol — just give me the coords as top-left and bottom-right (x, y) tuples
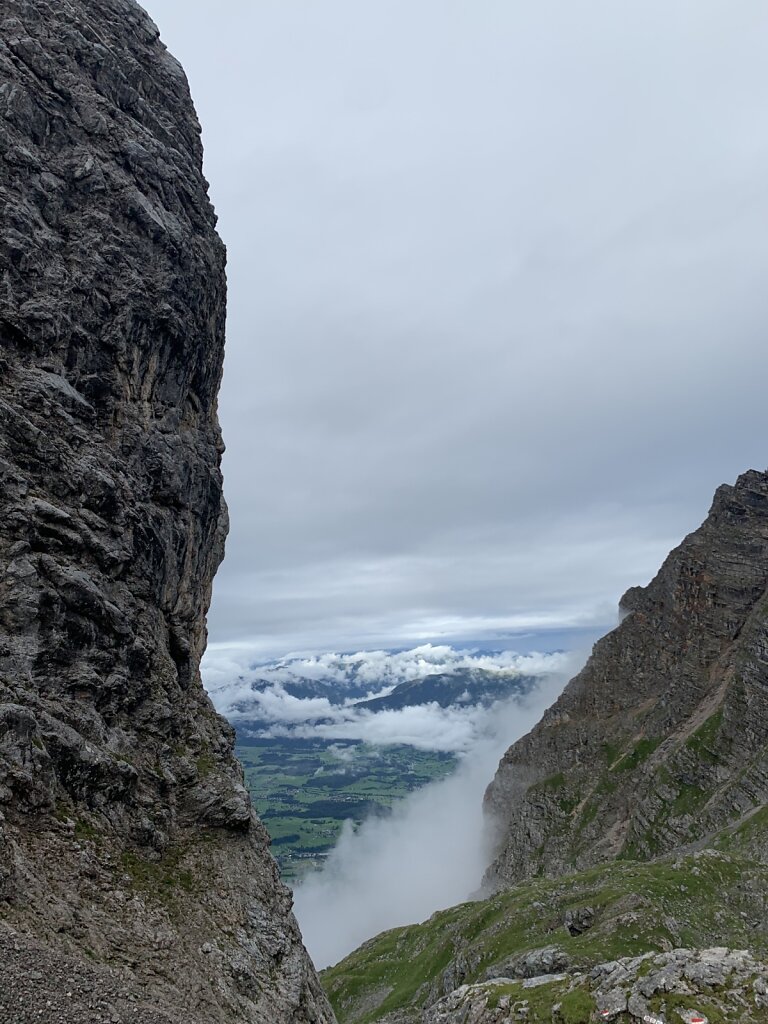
(0, 1), (334, 1020)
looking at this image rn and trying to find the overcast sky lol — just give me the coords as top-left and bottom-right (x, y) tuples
(144, 1), (768, 660)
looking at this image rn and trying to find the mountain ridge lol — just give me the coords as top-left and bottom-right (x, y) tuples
(351, 669), (536, 713)
(322, 470), (768, 1024)
(484, 468), (768, 888)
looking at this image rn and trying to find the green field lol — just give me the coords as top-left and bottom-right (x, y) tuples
(237, 737), (456, 881)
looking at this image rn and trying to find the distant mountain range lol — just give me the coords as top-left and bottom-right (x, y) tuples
(204, 645), (564, 743)
(351, 668), (536, 713)
(227, 666), (540, 736)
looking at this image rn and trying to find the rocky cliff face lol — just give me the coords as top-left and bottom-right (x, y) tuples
(484, 470), (768, 889)
(0, 2), (333, 1021)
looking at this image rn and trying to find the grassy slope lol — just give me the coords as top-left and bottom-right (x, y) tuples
(237, 740), (455, 880)
(323, 811), (768, 1024)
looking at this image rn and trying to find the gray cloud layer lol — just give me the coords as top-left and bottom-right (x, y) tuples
(144, 1), (768, 655)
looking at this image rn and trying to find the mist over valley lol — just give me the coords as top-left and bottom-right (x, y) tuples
(203, 643), (580, 962)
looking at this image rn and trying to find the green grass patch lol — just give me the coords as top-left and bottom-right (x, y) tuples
(196, 750), (216, 777)
(611, 737), (661, 772)
(685, 709), (724, 764)
(648, 991), (730, 1024)
(484, 980), (523, 1009)
(671, 782), (710, 816)
(74, 818), (101, 843)
(559, 795), (580, 815)
(483, 978), (594, 1022)
(601, 742), (622, 767)
(578, 799), (599, 830)
(120, 847), (196, 901)
(559, 986), (596, 1023)
(594, 775), (618, 796)
(539, 771), (566, 790)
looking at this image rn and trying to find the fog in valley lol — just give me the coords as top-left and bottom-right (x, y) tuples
(292, 662), (583, 968)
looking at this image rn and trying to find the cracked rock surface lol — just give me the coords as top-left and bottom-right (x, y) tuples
(424, 948), (768, 1024)
(485, 470), (768, 888)
(0, 1), (334, 1020)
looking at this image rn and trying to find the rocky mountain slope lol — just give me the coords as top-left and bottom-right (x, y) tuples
(322, 473), (768, 1023)
(323, 829), (768, 1022)
(0, 1), (333, 1021)
(484, 469), (768, 887)
(424, 946), (768, 1024)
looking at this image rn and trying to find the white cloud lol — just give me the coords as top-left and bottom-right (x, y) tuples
(232, 684), (336, 725)
(204, 642), (567, 695)
(261, 703), (491, 754)
(146, 1), (768, 659)
(327, 743), (356, 763)
(292, 660), (583, 968)
(202, 643), (568, 753)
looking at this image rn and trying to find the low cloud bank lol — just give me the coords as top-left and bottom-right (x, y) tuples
(292, 658), (584, 968)
(203, 642), (564, 700)
(263, 700), (506, 753)
(202, 643), (568, 753)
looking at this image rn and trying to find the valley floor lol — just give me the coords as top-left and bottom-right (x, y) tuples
(237, 738), (455, 880)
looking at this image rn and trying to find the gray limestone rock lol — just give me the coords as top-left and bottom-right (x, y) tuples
(0, 1), (334, 1021)
(484, 470), (768, 889)
(424, 948), (768, 1024)
(563, 906), (595, 936)
(483, 945), (569, 981)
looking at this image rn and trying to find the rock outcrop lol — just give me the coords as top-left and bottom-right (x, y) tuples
(484, 470), (768, 889)
(0, 1), (333, 1021)
(425, 948), (768, 1024)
